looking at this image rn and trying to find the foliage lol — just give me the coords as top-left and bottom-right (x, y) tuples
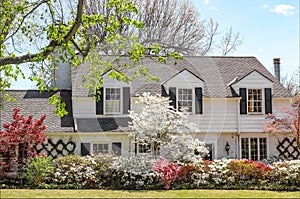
(264, 96), (300, 148)
(270, 160), (300, 186)
(160, 133), (208, 164)
(23, 155), (54, 188)
(0, 108), (46, 174)
(227, 159), (272, 180)
(129, 92), (203, 159)
(153, 158), (180, 190)
(2, 153), (300, 191)
(0, 0), (182, 116)
(52, 154), (115, 189)
(109, 156), (160, 190)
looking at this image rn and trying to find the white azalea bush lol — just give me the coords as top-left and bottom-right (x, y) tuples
(189, 158), (232, 188)
(269, 160), (300, 187)
(109, 156), (161, 190)
(52, 154), (116, 189)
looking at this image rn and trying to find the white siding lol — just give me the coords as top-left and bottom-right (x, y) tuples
(163, 70), (204, 92)
(232, 71), (273, 95)
(189, 98), (238, 133)
(102, 70), (131, 88)
(72, 98), (96, 117)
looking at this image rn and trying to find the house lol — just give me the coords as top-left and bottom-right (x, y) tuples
(1, 56), (298, 160)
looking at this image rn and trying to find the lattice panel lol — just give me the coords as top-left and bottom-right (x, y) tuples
(36, 138), (76, 159)
(276, 137), (300, 159)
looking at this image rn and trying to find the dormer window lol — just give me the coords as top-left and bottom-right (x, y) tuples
(240, 88), (272, 115)
(166, 87), (202, 114)
(105, 88), (121, 114)
(178, 88), (193, 112)
(96, 87), (130, 115)
(247, 89), (262, 113)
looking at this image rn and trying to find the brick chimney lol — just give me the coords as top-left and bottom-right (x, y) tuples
(273, 58), (281, 82)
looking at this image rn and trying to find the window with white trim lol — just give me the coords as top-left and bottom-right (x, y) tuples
(105, 88), (121, 114)
(92, 143), (109, 154)
(247, 89), (262, 113)
(241, 137), (267, 161)
(138, 143), (151, 154)
(178, 88), (193, 112)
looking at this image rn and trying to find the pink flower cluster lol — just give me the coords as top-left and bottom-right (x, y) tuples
(153, 157), (180, 190)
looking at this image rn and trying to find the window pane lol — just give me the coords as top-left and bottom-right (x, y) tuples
(250, 138), (258, 161)
(241, 138), (249, 159)
(248, 89), (262, 113)
(93, 144), (109, 154)
(178, 88), (193, 113)
(259, 138), (267, 160)
(105, 88), (121, 113)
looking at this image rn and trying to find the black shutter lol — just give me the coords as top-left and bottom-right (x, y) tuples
(123, 87), (130, 114)
(96, 87), (104, 115)
(169, 87), (176, 109)
(161, 85), (168, 97)
(112, 142), (122, 156)
(195, 87), (203, 114)
(264, 88), (272, 114)
(240, 88), (247, 114)
(81, 143), (90, 156)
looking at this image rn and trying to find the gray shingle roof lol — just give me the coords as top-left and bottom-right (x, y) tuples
(72, 56), (291, 98)
(76, 117), (131, 132)
(0, 90), (74, 132)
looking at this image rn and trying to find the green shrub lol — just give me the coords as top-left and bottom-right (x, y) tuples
(23, 155), (54, 188)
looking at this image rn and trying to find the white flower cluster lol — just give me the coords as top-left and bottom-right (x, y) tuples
(129, 92), (204, 159)
(272, 160), (300, 183)
(191, 158), (233, 187)
(160, 133), (208, 164)
(52, 154), (116, 188)
(112, 156), (159, 189)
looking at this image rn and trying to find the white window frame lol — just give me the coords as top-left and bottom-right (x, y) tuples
(137, 143), (151, 155)
(92, 143), (110, 155)
(104, 88), (122, 115)
(247, 88), (263, 114)
(177, 88), (194, 113)
(240, 136), (268, 161)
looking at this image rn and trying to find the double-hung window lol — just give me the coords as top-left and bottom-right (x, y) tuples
(178, 88), (193, 112)
(105, 88), (121, 114)
(93, 143), (109, 154)
(241, 137), (267, 161)
(247, 89), (262, 113)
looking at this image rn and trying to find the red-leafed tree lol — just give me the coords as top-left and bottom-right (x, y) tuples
(264, 96), (300, 149)
(0, 108), (46, 174)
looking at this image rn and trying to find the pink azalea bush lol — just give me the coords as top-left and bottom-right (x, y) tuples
(153, 157), (180, 190)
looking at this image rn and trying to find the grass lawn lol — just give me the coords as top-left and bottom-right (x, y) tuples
(1, 189), (299, 198)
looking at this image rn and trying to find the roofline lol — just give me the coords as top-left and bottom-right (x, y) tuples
(160, 68), (204, 85)
(232, 69), (274, 85)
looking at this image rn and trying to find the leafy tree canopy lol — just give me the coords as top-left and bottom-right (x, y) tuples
(0, 0), (182, 116)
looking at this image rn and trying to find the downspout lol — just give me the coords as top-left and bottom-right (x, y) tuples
(237, 97), (241, 159)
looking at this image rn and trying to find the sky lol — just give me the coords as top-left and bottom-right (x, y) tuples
(192, 0), (299, 79)
(10, 0), (299, 89)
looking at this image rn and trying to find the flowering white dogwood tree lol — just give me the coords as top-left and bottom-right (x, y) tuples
(129, 92), (208, 162)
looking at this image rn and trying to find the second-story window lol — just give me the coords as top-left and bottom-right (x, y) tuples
(178, 88), (193, 112)
(248, 89), (262, 113)
(105, 88), (121, 114)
